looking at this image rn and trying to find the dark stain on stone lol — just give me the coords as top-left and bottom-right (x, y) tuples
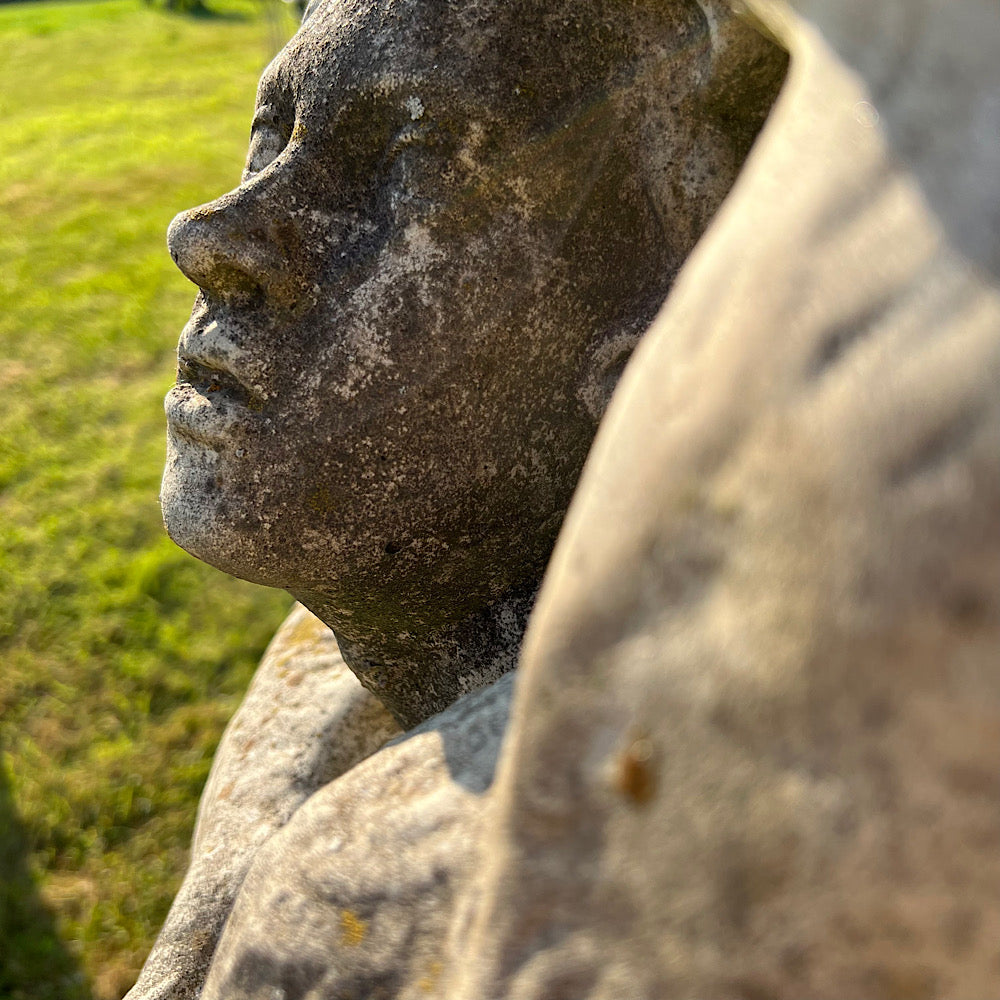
(615, 733), (656, 806)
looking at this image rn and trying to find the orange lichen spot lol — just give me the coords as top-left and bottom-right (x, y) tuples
(616, 733), (657, 806)
(339, 908), (368, 947)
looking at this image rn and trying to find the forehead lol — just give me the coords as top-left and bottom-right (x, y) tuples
(254, 0), (499, 149)
(281, 0), (447, 94)
(258, 0), (659, 132)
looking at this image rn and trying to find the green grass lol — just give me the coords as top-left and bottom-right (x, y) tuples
(0, 1), (298, 996)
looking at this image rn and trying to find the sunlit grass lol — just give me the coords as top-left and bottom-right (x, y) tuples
(0, 1), (297, 996)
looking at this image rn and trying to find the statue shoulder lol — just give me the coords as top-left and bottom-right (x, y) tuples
(126, 604), (401, 1000)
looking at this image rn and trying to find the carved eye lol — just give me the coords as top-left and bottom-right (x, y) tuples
(243, 99), (293, 180)
(379, 125), (438, 222)
(244, 123), (289, 178)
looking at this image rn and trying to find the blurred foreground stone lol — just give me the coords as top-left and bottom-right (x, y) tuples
(450, 2), (1000, 996)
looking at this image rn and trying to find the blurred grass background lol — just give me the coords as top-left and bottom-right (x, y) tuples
(0, 1), (298, 996)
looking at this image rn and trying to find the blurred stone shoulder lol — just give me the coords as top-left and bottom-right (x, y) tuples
(126, 604), (401, 1000)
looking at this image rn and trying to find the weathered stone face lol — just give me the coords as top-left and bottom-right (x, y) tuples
(160, 0), (783, 645)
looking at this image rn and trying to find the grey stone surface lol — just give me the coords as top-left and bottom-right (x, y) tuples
(160, 0), (785, 727)
(200, 671), (514, 1000)
(126, 605), (400, 1000)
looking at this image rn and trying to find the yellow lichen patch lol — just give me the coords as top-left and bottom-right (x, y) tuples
(283, 610), (329, 648)
(339, 908), (368, 947)
(306, 486), (334, 514)
(418, 959), (444, 993)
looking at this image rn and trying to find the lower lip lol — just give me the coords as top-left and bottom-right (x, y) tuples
(164, 383), (257, 445)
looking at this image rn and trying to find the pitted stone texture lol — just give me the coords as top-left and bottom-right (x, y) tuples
(200, 672), (514, 1000)
(127, 605), (400, 1000)
(447, 2), (1000, 998)
(160, 0), (786, 727)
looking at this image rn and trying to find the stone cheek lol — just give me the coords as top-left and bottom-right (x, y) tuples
(199, 672), (514, 1000)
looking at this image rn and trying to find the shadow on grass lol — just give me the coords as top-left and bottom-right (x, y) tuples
(152, 1), (251, 21)
(0, 751), (92, 1000)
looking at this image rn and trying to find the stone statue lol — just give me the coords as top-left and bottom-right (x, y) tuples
(134, 2), (784, 996)
(132, 0), (1000, 996)
(160, 0), (782, 730)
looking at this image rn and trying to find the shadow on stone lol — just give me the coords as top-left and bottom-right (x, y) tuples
(398, 672), (515, 795)
(0, 749), (92, 1000)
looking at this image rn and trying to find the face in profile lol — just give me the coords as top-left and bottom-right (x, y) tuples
(161, 0), (752, 634)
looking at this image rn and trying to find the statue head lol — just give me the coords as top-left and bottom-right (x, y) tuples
(161, 0), (784, 722)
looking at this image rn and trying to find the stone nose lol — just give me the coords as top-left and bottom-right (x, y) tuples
(167, 183), (316, 311)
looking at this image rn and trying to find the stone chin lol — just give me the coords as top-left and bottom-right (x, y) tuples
(161, 430), (295, 589)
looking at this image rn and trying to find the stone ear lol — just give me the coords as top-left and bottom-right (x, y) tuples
(577, 324), (646, 424)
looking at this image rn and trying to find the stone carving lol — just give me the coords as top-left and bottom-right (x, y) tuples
(159, 0), (783, 729)
(140, 3), (783, 994)
(133, 0), (1000, 997)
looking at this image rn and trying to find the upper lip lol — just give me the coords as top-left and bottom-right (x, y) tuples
(165, 313), (269, 445)
(174, 313), (266, 409)
(175, 354), (261, 409)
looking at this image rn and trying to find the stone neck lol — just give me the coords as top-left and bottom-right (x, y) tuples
(293, 581), (539, 730)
